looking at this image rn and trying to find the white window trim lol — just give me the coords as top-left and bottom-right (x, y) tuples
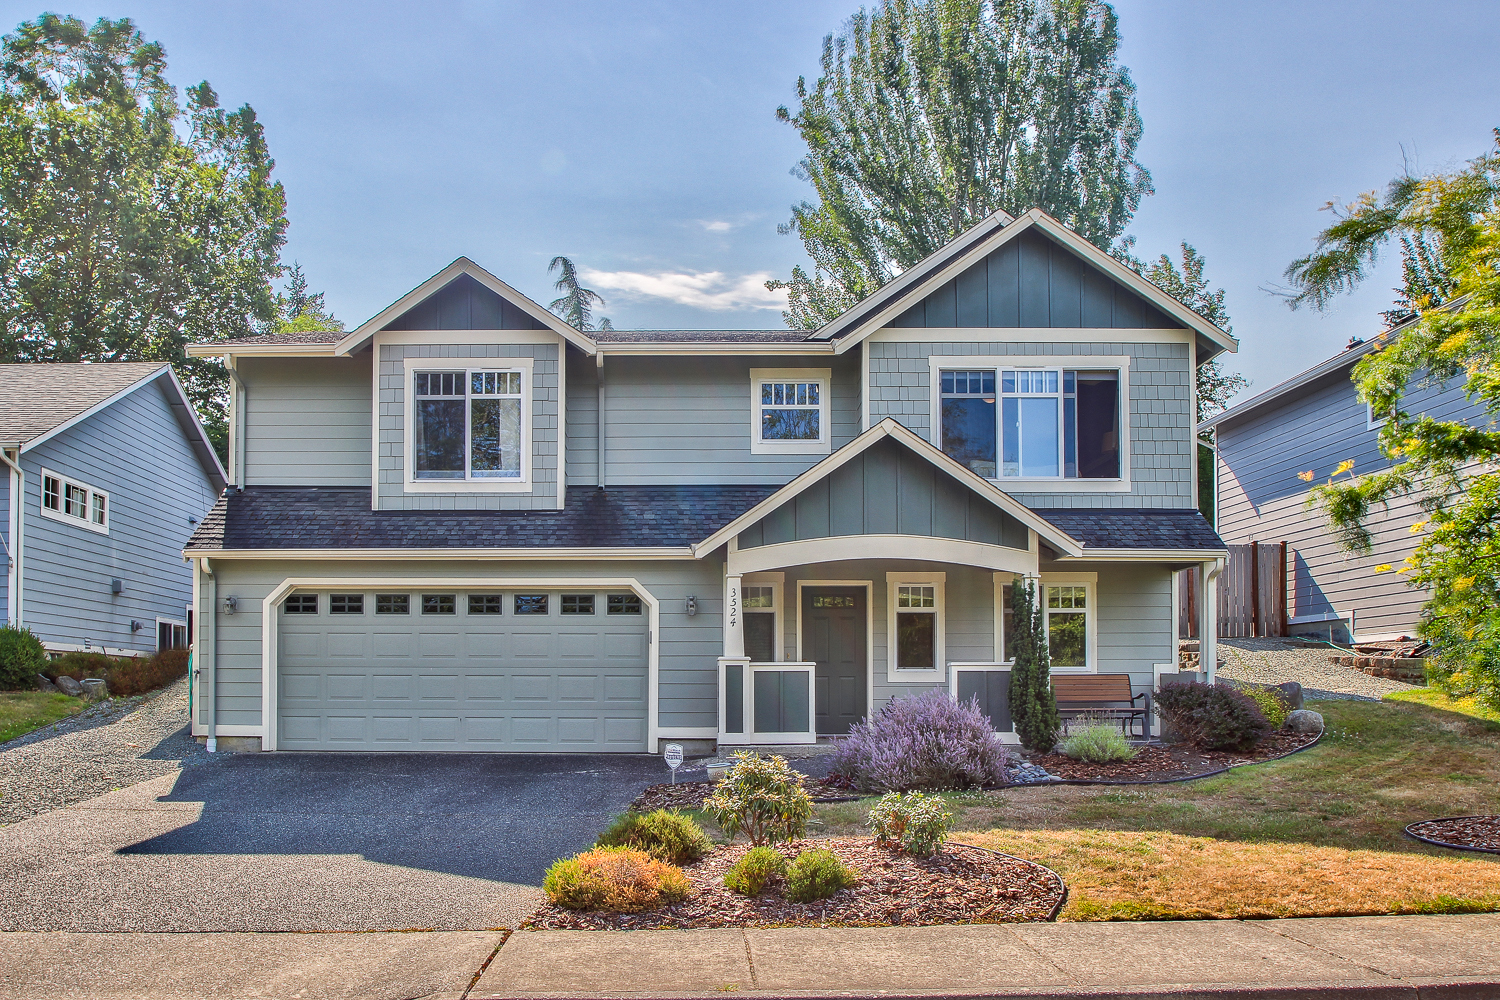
(750, 367), (832, 455)
(1039, 571), (1098, 674)
(401, 356), (535, 492)
(1366, 401), (1390, 430)
(991, 571), (1025, 665)
(38, 467), (109, 534)
(927, 355), (1132, 492)
(156, 616), (188, 651)
(885, 571), (946, 682)
(742, 571), (784, 663)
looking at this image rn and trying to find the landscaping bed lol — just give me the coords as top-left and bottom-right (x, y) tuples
(1406, 816), (1500, 855)
(525, 836), (1063, 930)
(1025, 728), (1321, 783)
(630, 778), (855, 813)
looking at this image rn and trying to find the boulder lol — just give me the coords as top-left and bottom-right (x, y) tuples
(1273, 681), (1304, 711)
(80, 678), (108, 701)
(1284, 709), (1324, 734)
(54, 675), (84, 697)
(35, 673), (59, 693)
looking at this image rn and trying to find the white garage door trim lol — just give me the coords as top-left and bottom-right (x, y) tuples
(260, 576), (661, 751)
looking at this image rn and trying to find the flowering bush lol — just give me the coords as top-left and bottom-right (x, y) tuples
(595, 809), (712, 864)
(1060, 719), (1137, 762)
(1154, 681), (1270, 751)
(829, 690), (1008, 792)
(785, 849), (856, 902)
(723, 846), (787, 896)
(542, 846), (690, 912)
(867, 791), (954, 857)
(702, 752), (812, 845)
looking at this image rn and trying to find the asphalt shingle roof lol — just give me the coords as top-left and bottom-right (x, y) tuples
(186, 485), (781, 551)
(209, 330), (346, 347)
(0, 362), (168, 446)
(1029, 508), (1225, 551)
(591, 330), (814, 344)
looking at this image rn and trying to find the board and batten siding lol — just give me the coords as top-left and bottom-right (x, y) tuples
(238, 356), (372, 487)
(197, 556), (726, 733)
(869, 340), (1194, 508)
(20, 378), (217, 652)
(599, 354), (861, 486)
(1215, 366), (1482, 637)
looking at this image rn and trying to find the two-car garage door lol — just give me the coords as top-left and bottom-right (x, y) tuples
(276, 588), (649, 752)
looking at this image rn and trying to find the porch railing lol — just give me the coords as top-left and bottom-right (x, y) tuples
(948, 662), (1015, 738)
(718, 658), (817, 746)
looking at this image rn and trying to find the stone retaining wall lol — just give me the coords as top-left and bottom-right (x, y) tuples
(1328, 654), (1426, 683)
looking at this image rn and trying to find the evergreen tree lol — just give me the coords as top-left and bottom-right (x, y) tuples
(264, 262), (343, 334)
(1134, 243), (1246, 421)
(547, 256), (611, 331)
(1007, 578), (1060, 751)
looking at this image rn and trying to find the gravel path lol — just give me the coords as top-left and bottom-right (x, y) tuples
(1217, 637), (1422, 702)
(0, 676), (213, 827)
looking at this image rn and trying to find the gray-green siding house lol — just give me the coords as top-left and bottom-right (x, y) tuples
(1, 363), (226, 656)
(184, 208), (1235, 754)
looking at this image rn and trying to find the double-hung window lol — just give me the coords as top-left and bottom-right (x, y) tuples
(412, 368), (525, 482)
(39, 468), (109, 534)
(886, 573), (945, 679)
(938, 365), (1122, 480)
(750, 368), (830, 454)
(1041, 577), (1094, 671)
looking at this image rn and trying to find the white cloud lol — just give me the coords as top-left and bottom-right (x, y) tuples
(580, 268), (787, 312)
(700, 220), (735, 232)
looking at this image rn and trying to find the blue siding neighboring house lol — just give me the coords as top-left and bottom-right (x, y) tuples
(1, 363), (226, 656)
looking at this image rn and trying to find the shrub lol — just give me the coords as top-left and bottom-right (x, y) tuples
(1060, 719), (1138, 762)
(723, 846), (787, 896)
(785, 848), (857, 902)
(1239, 686), (1291, 729)
(829, 690), (1008, 793)
(49, 649), (190, 697)
(542, 847), (690, 912)
(595, 809), (712, 864)
(867, 791), (954, 857)
(0, 624), (47, 690)
(1007, 580), (1061, 752)
(1154, 681), (1271, 751)
(703, 752), (812, 845)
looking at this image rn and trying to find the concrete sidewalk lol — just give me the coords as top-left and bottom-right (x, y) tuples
(463, 914), (1500, 999)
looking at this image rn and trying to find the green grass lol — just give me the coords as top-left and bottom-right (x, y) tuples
(1385, 686), (1500, 724)
(0, 690), (85, 744)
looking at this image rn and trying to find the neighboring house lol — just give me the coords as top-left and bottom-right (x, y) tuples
(1, 363), (227, 656)
(183, 208), (1234, 754)
(1200, 321), (1485, 642)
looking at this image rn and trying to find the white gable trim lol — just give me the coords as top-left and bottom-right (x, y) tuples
(334, 257), (598, 357)
(690, 417), (1083, 558)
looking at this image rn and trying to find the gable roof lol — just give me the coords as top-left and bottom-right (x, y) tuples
(334, 257), (598, 357)
(0, 362), (227, 492)
(691, 417), (1085, 558)
(813, 208), (1239, 361)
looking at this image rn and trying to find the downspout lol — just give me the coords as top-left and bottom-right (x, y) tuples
(199, 557), (217, 753)
(596, 352), (606, 488)
(1, 449), (23, 627)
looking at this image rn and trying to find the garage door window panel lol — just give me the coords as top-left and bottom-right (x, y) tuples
(468, 594), (503, 615)
(608, 594), (642, 615)
(376, 594), (410, 614)
(515, 594), (548, 615)
(285, 594), (318, 615)
(562, 594), (595, 615)
(422, 594), (456, 615)
(330, 594), (364, 615)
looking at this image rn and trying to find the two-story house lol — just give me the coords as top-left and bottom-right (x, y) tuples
(183, 208), (1234, 754)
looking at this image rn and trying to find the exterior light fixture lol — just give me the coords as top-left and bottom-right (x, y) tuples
(223, 595), (239, 615)
(685, 596), (697, 616)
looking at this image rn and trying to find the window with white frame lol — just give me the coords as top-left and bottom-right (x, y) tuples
(940, 367), (1121, 480)
(1043, 581), (1092, 670)
(743, 585), (777, 662)
(750, 369), (830, 454)
(1367, 401), (1392, 430)
(887, 573), (945, 677)
(412, 369), (525, 481)
(39, 469), (108, 534)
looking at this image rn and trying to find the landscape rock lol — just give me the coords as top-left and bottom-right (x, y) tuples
(54, 675), (84, 697)
(1274, 681), (1304, 711)
(34, 674), (59, 693)
(80, 678), (109, 701)
(1283, 709), (1324, 734)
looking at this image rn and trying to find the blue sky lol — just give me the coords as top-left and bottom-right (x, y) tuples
(2, 0), (1495, 397)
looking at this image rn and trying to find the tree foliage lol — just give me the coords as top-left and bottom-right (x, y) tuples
(547, 255), (611, 331)
(1304, 134), (1500, 708)
(0, 14), (287, 449)
(1007, 579), (1060, 751)
(1133, 241), (1247, 421)
(265, 262), (343, 335)
(769, 0), (1151, 328)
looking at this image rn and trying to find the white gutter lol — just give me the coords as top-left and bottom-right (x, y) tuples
(1, 449), (22, 627)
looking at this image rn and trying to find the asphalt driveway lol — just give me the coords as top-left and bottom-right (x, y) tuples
(0, 751), (680, 932)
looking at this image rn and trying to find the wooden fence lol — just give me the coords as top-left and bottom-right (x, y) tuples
(1179, 541), (1287, 639)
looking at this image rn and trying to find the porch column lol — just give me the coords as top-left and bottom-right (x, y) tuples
(724, 573), (744, 659)
(1200, 559), (1223, 684)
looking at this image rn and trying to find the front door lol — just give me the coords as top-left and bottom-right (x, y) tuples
(803, 587), (867, 735)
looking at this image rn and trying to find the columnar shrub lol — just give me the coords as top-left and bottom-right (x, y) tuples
(723, 846), (788, 896)
(829, 689), (1008, 792)
(1007, 579), (1061, 752)
(542, 847), (690, 912)
(595, 809), (712, 864)
(785, 849), (857, 902)
(0, 624), (46, 690)
(867, 791), (954, 857)
(702, 752), (813, 845)
(1154, 681), (1271, 751)
(1060, 719), (1138, 762)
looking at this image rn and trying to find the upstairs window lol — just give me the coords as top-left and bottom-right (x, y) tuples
(939, 367), (1121, 480)
(750, 369), (831, 455)
(39, 468), (109, 534)
(413, 369), (524, 481)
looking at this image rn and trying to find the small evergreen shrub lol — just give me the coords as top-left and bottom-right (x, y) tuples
(542, 847), (690, 912)
(867, 791), (954, 857)
(0, 624), (47, 690)
(703, 752), (813, 845)
(723, 846), (787, 896)
(829, 690), (1008, 792)
(1239, 686), (1291, 729)
(1060, 719), (1138, 762)
(1007, 580), (1061, 753)
(1154, 681), (1271, 751)
(785, 849), (857, 902)
(595, 809), (712, 864)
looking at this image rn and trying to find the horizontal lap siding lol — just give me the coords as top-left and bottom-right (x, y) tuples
(565, 349), (599, 486)
(869, 340), (1194, 508)
(23, 379), (217, 652)
(0, 473), (8, 621)
(240, 357), (372, 487)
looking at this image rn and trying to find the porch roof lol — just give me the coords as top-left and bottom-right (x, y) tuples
(1029, 508), (1225, 553)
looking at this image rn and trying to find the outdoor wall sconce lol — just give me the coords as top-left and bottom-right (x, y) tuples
(685, 596), (698, 616)
(130, 620), (145, 632)
(110, 578), (122, 595)
(223, 595), (239, 615)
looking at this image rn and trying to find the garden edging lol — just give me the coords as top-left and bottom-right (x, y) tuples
(1012, 726), (1325, 788)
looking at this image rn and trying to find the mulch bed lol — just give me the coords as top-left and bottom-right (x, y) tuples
(525, 836), (1064, 929)
(630, 778), (855, 813)
(1025, 729), (1320, 783)
(1406, 816), (1500, 855)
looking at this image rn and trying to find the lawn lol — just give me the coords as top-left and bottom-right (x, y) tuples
(1385, 686), (1500, 724)
(0, 690), (85, 745)
(808, 698), (1500, 921)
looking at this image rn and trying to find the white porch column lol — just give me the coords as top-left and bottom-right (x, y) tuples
(724, 573), (744, 659)
(1201, 559), (1223, 684)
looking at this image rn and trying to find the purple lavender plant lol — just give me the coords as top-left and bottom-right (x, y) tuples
(829, 690), (1009, 792)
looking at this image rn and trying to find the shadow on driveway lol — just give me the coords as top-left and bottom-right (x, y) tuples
(121, 752), (676, 885)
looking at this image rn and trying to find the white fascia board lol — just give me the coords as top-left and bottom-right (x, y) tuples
(184, 343), (339, 358)
(183, 547), (696, 561)
(334, 257), (598, 357)
(596, 342), (833, 357)
(1053, 547), (1230, 562)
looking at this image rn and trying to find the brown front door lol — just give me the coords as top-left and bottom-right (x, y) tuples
(803, 587), (867, 735)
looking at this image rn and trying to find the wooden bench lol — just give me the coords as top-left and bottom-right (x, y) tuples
(1052, 674), (1150, 738)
